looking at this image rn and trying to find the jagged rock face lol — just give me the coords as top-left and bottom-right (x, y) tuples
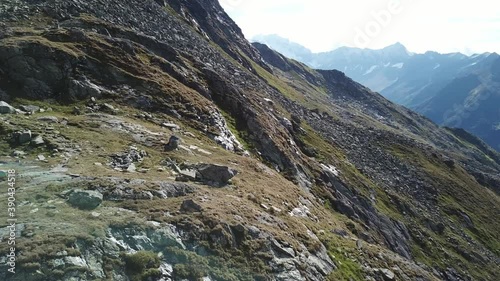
(1, 0), (499, 281)
(166, 0), (265, 69)
(0, 223), (186, 281)
(0, 0), (307, 173)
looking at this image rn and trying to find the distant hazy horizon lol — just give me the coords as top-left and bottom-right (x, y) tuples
(252, 34), (497, 57)
(220, 0), (500, 55)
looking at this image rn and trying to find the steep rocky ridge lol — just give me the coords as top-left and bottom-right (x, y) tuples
(0, 0), (499, 281)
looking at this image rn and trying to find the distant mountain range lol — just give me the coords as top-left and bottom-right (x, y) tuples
(253, 34), (500, 151)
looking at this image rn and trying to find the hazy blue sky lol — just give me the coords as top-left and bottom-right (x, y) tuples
(219, 0), (500, 54)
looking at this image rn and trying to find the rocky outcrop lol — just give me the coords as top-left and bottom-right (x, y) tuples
(0, 223), (185, 281)
(109, 147), (147, 172)
(320, 165), (412, 259)
(89, 177), (197, 201)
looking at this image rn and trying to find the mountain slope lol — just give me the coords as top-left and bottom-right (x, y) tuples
(254, 35), (500, 151)
(0, 1), (499, 281)
(414, 57), (500, 151)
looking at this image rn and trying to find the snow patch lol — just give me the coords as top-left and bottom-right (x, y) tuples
(320, 163), (339, 176)
(363, 65), (378, 75)
(391, 63), (404, 69)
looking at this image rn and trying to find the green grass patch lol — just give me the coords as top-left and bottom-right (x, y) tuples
(322, 238), (363, 280)
(124, 251), (161, 281)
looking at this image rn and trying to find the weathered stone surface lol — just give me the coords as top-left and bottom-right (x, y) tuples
(67, 189), (103, 210)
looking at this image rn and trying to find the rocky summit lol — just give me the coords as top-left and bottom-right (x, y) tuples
(0, 1), (499, 281)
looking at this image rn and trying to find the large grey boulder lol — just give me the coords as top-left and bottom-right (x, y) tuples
(180, 199), (202, 213)
(0, 101), (16, 114)
(12, 130), (32, 144)
(19, 105), (40, 113)
(194, 164), (238, 185)
(67, 189), (103, 210)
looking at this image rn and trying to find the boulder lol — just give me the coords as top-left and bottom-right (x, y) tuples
(194, 164), (238, 185)
(180, 199), (202, 213)
(12, 130), (32, 144)
(380, 268), (395, 280)
(67, 189), (103, 210)
(126, 163), (137, 173)
(0, 101), (16, 114)
(19, 105), (40, 113)
(31, 135), (45, 146)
